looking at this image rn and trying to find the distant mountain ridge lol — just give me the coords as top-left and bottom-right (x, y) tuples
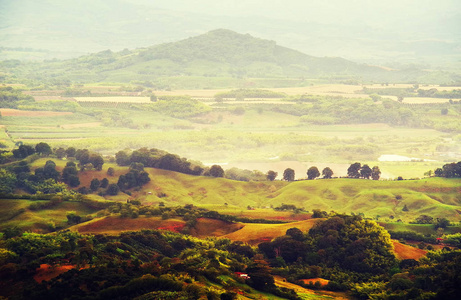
(3, 29), (455, 85)
(141, 29), (376, 74)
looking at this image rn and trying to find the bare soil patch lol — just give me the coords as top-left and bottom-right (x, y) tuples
(392, 240), (427, 260)
(0, 108), (72, 117)
(73, 216), (186, 234)
(274, 276), (350, 299)
(300, 278), (330, 287)
(222, 219), (319, 245)
(60, 122), (101, 129)
(189, 218), (244, 237)
(34, 264), (87, 283)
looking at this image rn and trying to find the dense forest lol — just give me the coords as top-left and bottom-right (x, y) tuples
(1, 214), (461, 299)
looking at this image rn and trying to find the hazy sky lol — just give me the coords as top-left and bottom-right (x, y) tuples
(131, 0), (460, 28)
(0, 0), (459, 62)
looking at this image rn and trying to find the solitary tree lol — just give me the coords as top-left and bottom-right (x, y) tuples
(360, 164), (372, 179)
(266, 170), (278, 181)
(371, 166), (381, 180)
(307, 166), (320, 180)
(347, 162), (361, 178)
(209, 165), (224, 178)
(322, 167), (334, 179)
(107, 167), (115, 176)
(283, 168), (295, 181)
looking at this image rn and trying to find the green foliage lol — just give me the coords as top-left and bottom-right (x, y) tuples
(444, 233), (461, 248)
(116, 148), (204, 176)
(388, 231), (436, 243)
(261, 215), (396, 275)
(351, 281), (387, 299)
(18, 99), (81, 112)
(225, 167), (265, 181)
(117, 169), (151, 190)
(0, 86), (34, 108)
(0, 169), (17, 194)
(148, 96), (211, 118)
(434, 161), (461, 178)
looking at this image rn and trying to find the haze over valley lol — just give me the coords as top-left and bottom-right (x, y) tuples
(1, 1), (461, 299)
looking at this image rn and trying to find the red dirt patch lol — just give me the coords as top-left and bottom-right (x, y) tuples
(222, 219), (319, 245)
(0, 108), (73, 117)
(190, 218), (244, 237)
(392, 240), (427, 260)
(73, 216), (186, 234)
(34, 264), (83, 283)
(300, 278), (330, 286)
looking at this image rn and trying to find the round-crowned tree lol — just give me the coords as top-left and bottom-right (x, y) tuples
(266, 170), (278, 181)
(322, 167), (334, 179)
(307, 166), (320, 180)
(209, 165), (224, 177)
(283, 168), (295, 181)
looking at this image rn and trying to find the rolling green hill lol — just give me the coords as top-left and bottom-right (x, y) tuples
(35, 158), (459, 222)
(134, 168), (461, 221)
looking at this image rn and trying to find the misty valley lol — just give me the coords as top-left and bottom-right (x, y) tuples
(1, 9), (461, 300)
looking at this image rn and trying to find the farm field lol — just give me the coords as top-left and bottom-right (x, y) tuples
(2, 98), (457, 179)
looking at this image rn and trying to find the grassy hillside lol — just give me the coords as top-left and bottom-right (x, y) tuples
(122, 168), (461, 222)
(26, 158), (461, 222)
(0, 199), (102, 232)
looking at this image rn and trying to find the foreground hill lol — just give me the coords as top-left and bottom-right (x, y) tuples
(25, 157), (461, 222)
(114, 167), (461, 222)
(71, 214), (427, 262)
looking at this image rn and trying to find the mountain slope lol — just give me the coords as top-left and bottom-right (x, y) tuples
(3, 29), (396, 85)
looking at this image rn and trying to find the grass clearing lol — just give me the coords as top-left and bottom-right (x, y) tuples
(0, 199), (102, 232)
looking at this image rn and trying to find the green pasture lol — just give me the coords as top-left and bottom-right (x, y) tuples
(381, 222), (461, 235)
(0, 199), (101, 232)
(58, 162), (459, 223)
